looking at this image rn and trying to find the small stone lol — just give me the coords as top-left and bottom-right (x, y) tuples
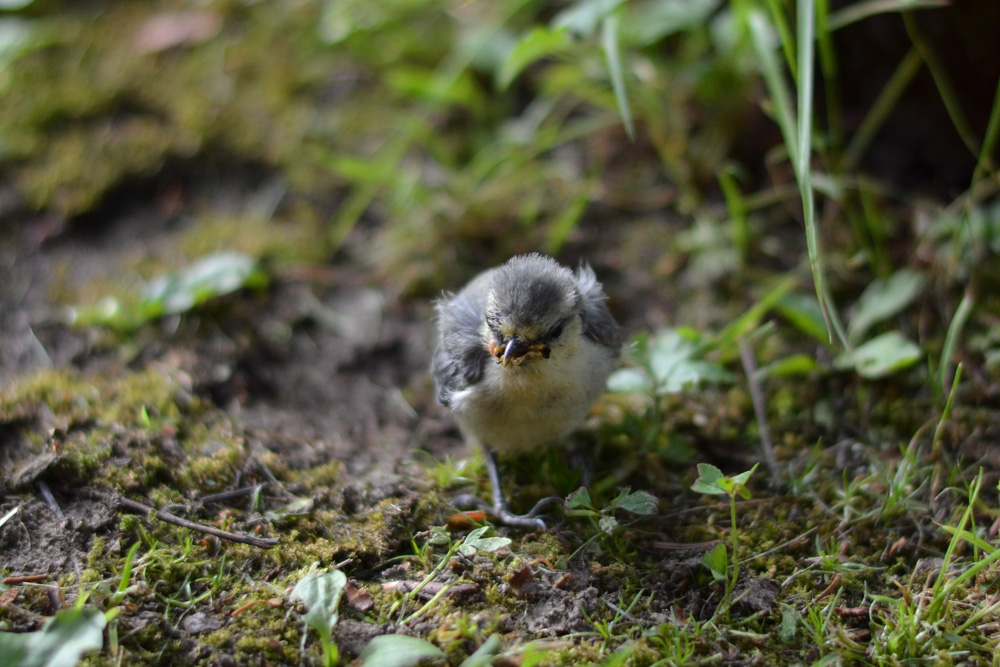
(183, 611), (222, 635)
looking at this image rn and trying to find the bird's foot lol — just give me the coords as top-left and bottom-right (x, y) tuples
(451, 494), (562, 531)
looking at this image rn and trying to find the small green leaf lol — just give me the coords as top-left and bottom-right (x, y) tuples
(756, 354), (818, 378)
(702, 543), (728, 582)
(701, 464), (757, 499)
(359, 635), (446, 667)
(833, 331), (923, 378)
(691, 463), (725, 495)
(717, 478), (750, 500)
(609, 488), (657, 515)
(776, 293), (830, 343)
(458, 635), (501, 667)
(0, 606), (105, 667)
(729, 462), (759, 488)
(606, 367), (652, 393)
(498, 26), (570, 89)
(459, 526), (512, 557)
(426, 526), (452, 547)
(648, 331), (733, 394)
(848, 270), (926, 344)
(141, 252), (268, 320)
(565, 486), (595, 512)
(715, 477), (738, 495)
(553, 0), (628, 36)
(290, 570), (347, 641)
(779, 605), (800, 641)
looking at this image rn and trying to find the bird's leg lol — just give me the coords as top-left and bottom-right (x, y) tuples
(452, 448), (561, 531)
(483, 448), (562, 530)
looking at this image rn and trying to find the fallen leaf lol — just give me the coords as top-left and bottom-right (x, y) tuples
(0, 586), (18, 605)
(344, 582), (374, 613)
(506, 565), (533, 598)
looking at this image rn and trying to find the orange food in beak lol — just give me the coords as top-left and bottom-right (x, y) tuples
(489, 336), (550, 367)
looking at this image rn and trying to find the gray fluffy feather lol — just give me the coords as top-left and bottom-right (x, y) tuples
(432, 253), (620, 409)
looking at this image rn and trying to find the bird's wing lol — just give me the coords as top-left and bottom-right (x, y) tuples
(576, 263), (621, 352)
(431, 286), (490, 407)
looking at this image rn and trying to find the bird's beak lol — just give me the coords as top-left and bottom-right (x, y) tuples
(493, 335), (550, 367)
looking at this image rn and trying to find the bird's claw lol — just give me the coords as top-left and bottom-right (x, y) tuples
(451, 494), (562, 531)
(496, 508), (546, 532)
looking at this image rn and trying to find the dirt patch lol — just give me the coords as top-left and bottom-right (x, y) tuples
(0, 496), (116, 575)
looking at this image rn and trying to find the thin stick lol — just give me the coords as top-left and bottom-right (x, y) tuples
(117, 497), (278, 549)
(739, 338), (780, 482)
(199, 484), (265, 506)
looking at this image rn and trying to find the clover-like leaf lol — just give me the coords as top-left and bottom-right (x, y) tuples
(690, 463), (726, 495)
(609, 488), (657, 515)
(565, 486), (596, 513)
(716, 463), (758, 500)
(458, 526), (511, 557)
(458, 635), (501, 667)
(290, 569), (347, 644)
(776, 293), (830, 343)
(834, 331), (923, 379)
(848, 270), (926, 344)
(0, 606), (105, 667)
(702, 543), (728, 582)
(359, 635), (445, 667)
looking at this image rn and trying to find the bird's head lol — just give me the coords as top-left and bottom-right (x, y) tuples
(483, 254), (582, 368)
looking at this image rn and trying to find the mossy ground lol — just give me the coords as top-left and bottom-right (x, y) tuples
(2, 1), (1000, 665)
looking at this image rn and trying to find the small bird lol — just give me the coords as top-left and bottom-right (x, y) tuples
(432, 253), (621, 529)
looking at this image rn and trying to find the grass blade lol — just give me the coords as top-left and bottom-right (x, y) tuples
(763, 0), (796, 79)
(601, 12), (635, 141)
(973, 75), (1000, 182)
(826, 0), (949, 32)
(748, 2), (846, 346)
(794, 0), (844, 346)
(748, 11), (796, 160)
(937, 288), (975, 400)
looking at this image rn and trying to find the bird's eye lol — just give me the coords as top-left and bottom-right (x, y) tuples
(547, 322), (565, 340)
